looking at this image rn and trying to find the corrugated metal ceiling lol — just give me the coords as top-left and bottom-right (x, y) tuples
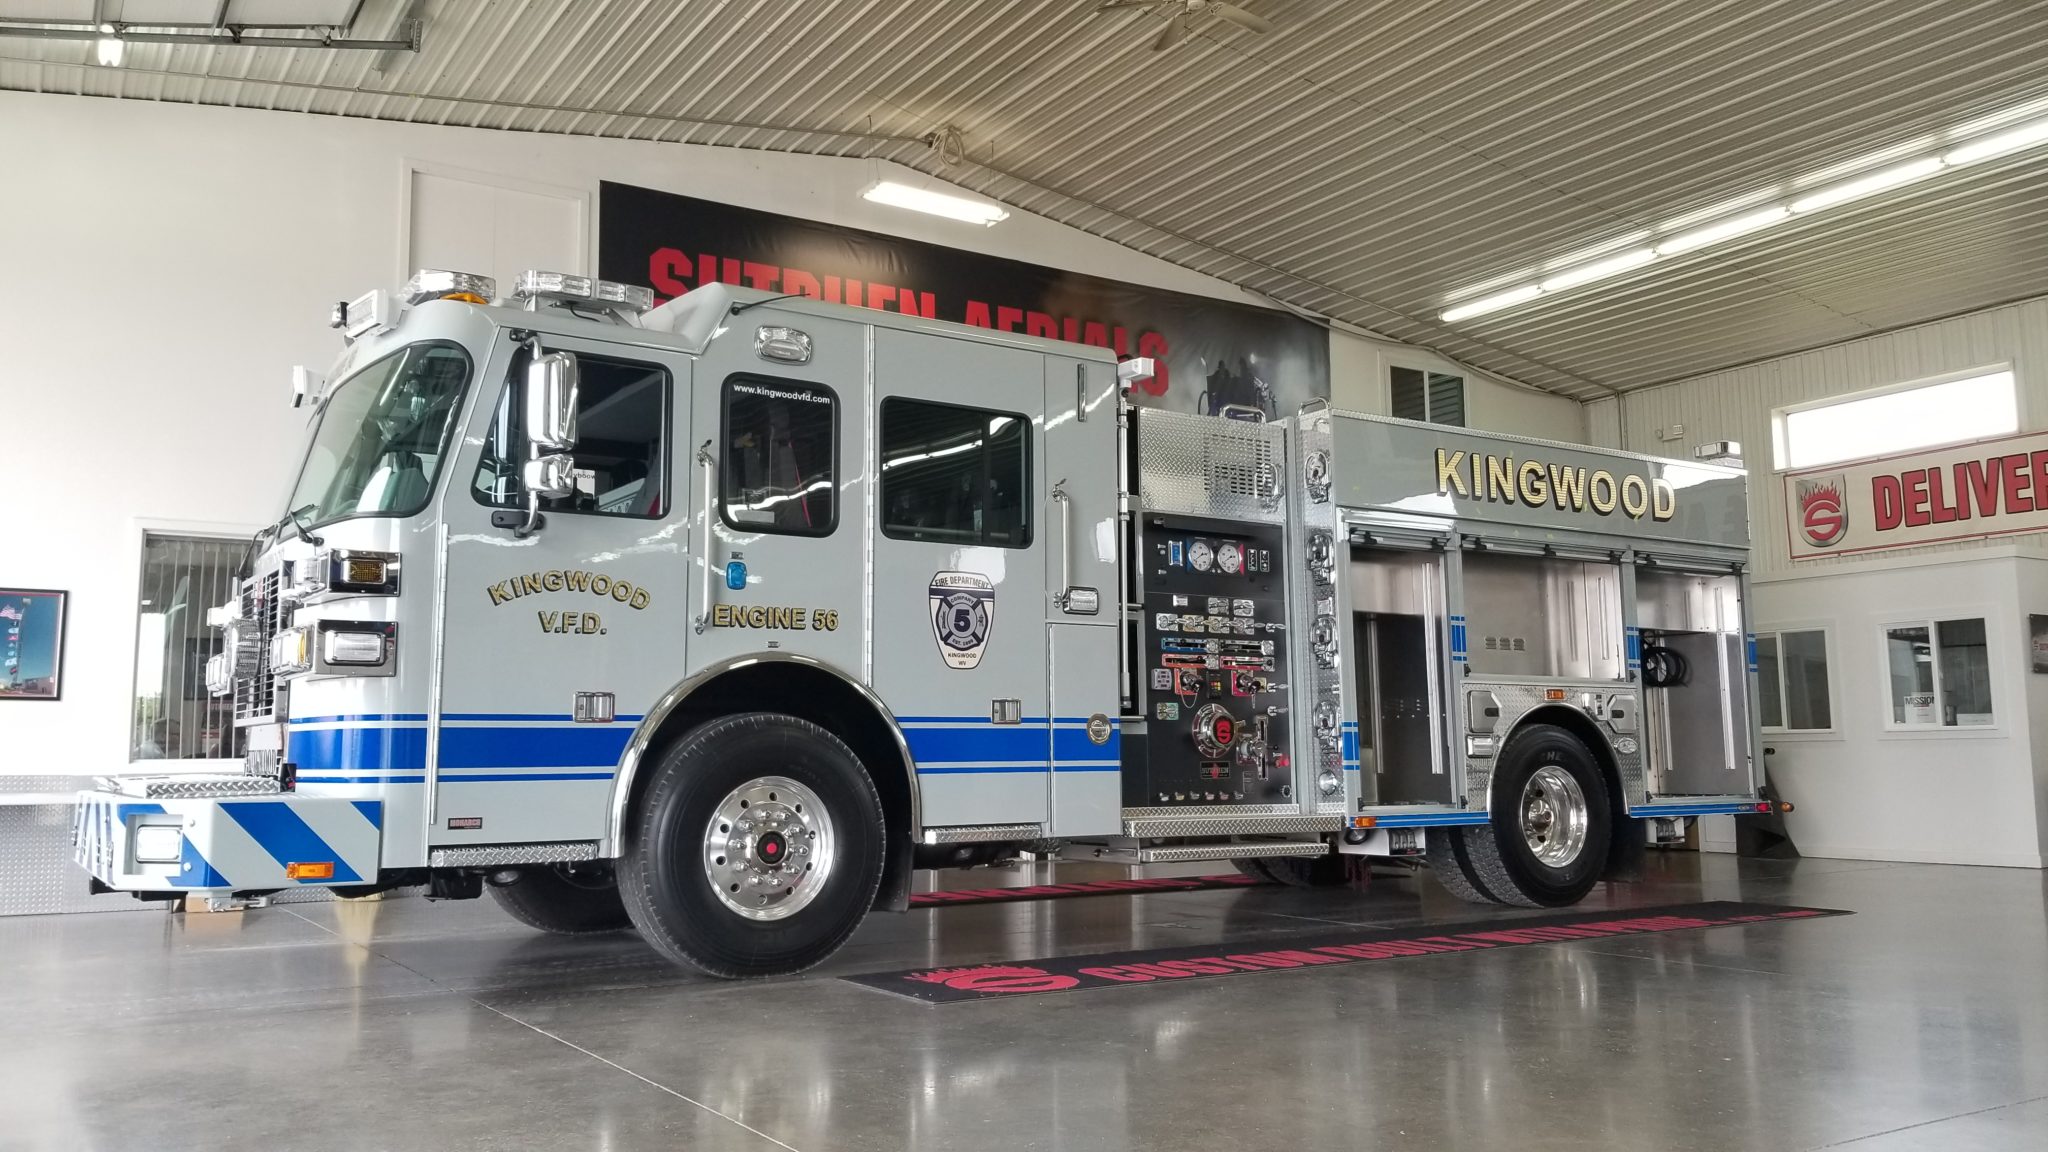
(5, 0), (2047, 398)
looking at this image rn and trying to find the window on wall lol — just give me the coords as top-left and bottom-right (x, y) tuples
(131, 534), (246, 762)
(1775, 369), (2016, 470)
(1883, 617), (1994, 729)
(474, 354), (671, 518)
(1755, 629), (1833, 731)
(720, 376), (838, 536)
(1391, 366), (1465, 426)
(880, 398), (1032, 547)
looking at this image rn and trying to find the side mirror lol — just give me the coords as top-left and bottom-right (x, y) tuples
(525, 351), (580, 451)
(522, 453), (577, 500)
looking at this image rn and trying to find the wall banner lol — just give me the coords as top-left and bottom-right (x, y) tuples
(597, 181), (1329, 418)
(1784, 430), (2048, 561)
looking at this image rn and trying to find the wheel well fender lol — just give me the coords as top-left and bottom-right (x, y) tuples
(1501, 705), (1635, 875)
(606, 655), (919, 866)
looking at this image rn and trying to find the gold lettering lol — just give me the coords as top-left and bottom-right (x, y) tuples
(611, 580), (632, 603)
(1518, 460), (1548, 506)
(748, 606), (767, 628)
(791, 608), (808, 629)
(629, 588), (651, 610)
(541, 571), (563, 592)
(1621, 475), (1649, 518)
(1550, 465), (1587, 511)
(712, 604), (732, 627)
(538, 611), (558, 632)
(488, 582), (513, 606)
(1486, 455), (1516, 504)
(1590, 471), (1618, 513)
(517, 573), (544, 597)
(1652, 478), (1676, 521)
(1435, 449), (1468, 497)
(564, 570), (591, 592)
(590, 574), (611, 597)
(1472, 453), (1483, 495)
(582, 613), (601, 634)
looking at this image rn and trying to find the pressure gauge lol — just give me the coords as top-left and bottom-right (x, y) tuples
(1188, 540), (1215, 572)
(1216, 542), (1244, 575)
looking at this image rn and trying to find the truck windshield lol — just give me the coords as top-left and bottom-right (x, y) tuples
(286, 342), (473, 529)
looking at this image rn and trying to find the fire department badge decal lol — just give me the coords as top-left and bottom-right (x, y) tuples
(928, 571), (995, 670)
(1794, 474), (1848, 549)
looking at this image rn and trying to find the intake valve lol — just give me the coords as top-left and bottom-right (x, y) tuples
(1193, 703), (1237, 759)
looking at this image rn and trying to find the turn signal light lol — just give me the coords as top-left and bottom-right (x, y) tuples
(286, 861), (335, 880)
(1350, 816), (1377, 829)
(343, 556), (388, 586)
(1779, 801), (1795, 813)
(1543, 688), (1568, 701)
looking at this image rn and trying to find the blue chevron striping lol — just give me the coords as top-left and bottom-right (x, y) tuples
(219, 802), (363, 884)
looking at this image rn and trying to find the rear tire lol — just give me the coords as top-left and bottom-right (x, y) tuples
(1426, 831), (1504, 905)
(1442, 724), (1612, 908)
(488, 864), (632, 935)
(618, 712), (884, 978)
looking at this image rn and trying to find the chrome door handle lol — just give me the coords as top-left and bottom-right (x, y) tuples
(693, 440), (715, 634)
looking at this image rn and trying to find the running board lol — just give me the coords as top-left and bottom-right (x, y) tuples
(1061, 840), (1330, 865)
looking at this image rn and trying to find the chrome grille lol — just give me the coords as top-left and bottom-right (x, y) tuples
(232, 570), (283, 723)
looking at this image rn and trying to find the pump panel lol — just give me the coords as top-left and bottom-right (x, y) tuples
(1126, 513), (1292, 806)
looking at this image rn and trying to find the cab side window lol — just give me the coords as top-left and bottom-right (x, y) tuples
(473, 353), (670, 518)
(880, 398), (1031, 548)
(720, 376), (838, 536)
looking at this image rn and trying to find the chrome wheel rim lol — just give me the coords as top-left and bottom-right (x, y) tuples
(1519, 765), (1589, 868)
(702, 776), (834, 920)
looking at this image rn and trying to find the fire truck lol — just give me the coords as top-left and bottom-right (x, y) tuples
(73, 268), (1765, 978)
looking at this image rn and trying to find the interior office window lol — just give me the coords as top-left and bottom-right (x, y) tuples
(720, 376), (837, 536)
(1390, 366), (1465, 426)
(132, 534), (245, 761)
(1776, 369), (2015, 470)
(880, 398), (1032, 547)
(1755, 629), (1833, 731)
(474, 354), (670, 517)
(1883, 617), (1994, 728)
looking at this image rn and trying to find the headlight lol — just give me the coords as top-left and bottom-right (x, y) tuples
(133, 824), (183, 864)
(204, 653), (233, 697)
(323, 628), (389, 666)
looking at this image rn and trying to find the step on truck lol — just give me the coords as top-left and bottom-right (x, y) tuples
(74, 268), (1769, 977)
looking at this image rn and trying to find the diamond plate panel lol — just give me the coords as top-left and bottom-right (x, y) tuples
(1462, 681), (1640, 809)
(1136, 410), (1287, 523)
(1124, 814), (1342, 837)
(1135, 842), (1331, 863)
(920, 823), (1045, 845)
(104, 774), (281, 799)
(427, 841), (598, 868)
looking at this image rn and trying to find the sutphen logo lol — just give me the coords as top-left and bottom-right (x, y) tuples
(1795, 475), (1847, 548)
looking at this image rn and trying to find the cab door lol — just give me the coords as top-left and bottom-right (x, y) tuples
(433, 333), (691, 851)
(870, 328), (1049, 828)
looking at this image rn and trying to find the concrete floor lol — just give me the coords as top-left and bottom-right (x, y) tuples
(3, 852), (2045, 1152)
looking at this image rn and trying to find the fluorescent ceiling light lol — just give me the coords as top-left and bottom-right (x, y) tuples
(1539, 247), (1656, 292)
(1439, 92), (2048, 325)
(1945, 117), (2048, 166)
(862, 181), (1009, 226)
(1788, 157), (1944, 213)
(95, 36), (123, 67)
(1654, 207), (1789, 255)
(1440, 285), (1541, 323)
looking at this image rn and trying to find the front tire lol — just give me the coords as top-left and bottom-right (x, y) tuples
(618, 713), (884, 978)
(1439, 724), (1612, 908)
(489, 863), (632, 935)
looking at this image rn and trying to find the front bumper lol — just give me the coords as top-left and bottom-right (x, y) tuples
(74, 775), (384, 894)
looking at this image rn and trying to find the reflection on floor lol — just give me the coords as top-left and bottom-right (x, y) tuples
(3, 852), (2045, 1151)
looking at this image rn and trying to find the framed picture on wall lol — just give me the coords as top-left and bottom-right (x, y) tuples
(2031, 615), (2048, 674)
(0, 588), (67, 700)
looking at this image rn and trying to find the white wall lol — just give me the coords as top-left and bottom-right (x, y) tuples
(1593, 295), (2048, 866)
(1327, 328), (1583, 441)
(0, 92), (1578, 777)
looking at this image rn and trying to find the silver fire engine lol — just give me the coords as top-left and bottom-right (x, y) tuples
(73, 268), (1764, 977)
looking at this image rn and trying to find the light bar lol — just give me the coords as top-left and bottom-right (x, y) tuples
(861, 181), (1009, 226)
(1438, 102), (2048, 324)
(403, 269), (496, 306)
(513, 270), (657, 313)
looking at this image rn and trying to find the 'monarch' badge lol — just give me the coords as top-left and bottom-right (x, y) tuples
(928, 571), (996, 670)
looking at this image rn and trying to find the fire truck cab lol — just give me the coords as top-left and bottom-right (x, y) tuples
(74, 269), (1764, 978)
